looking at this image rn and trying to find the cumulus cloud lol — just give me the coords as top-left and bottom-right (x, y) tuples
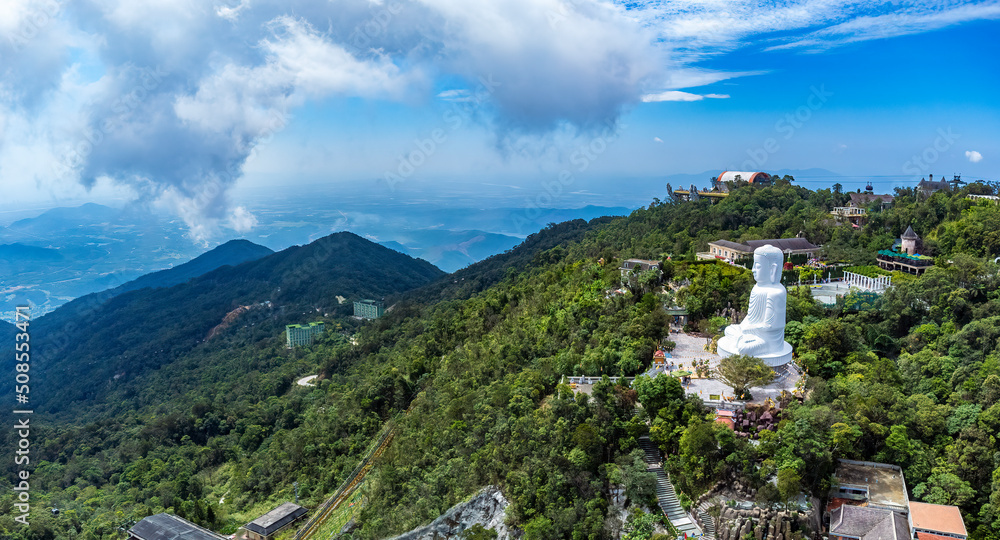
(228, 205), (259, 232)
(0, 0), (667, 241)
(966, 150), (983, 163)
(3, 0), (997, 242)
(420, 0), (662, 129)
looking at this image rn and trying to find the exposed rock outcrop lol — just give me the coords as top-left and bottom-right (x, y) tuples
(389, 486), (518, 539)
(717, 507), (810, 540)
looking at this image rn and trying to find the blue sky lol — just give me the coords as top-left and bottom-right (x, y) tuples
(0, 0), (997, 241)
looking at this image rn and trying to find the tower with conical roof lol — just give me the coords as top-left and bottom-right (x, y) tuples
(901, 225), (920, 255)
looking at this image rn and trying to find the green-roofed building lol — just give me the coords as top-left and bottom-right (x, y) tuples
(286, 322), (325, 348)
(877, 225), (934, 275)
(354, 299), (385, 319)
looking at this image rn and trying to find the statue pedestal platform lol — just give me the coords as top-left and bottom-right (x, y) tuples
(717, 337), (793, 367)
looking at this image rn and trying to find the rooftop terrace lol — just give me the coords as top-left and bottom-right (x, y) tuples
(833, 460), (909, 513)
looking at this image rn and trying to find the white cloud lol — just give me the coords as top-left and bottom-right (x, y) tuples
(653, 137), (663, 143)
(766, 3), (1000, 52)
(437, 89), (474, 102)
(631, 1), (1000, 56)
(175, 16), (417, 135)
(227, 205), (258, 232)
(419, 0), (662, 129)
(966, 150), (983, 163)
(3, 0), (999, 239)
(216, 0), (250, 21)
(641, 90), (729, 102)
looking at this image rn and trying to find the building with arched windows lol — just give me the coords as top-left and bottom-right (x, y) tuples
(716, 171), (772, 186)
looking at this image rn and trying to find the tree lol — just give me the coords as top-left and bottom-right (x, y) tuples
(715, 355), (776, 399)
(632, 373), (683, 418)
(914, 469), (976, 507)
(777, 468), (802, 508)
(622, 508), (657, 540)
(461, 524), (498, 540)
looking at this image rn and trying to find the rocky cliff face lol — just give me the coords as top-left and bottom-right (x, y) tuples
(389, 486), (518, 539)
(717, 507), (809, 540)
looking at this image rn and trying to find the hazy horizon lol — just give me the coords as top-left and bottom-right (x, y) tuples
(1, 0), (995, 246)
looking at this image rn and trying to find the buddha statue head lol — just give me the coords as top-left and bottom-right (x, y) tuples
(751, 245), (784, 285)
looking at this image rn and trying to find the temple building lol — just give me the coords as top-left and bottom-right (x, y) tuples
(703, 237), (820, 262)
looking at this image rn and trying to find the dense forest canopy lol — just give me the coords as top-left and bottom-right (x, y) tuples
(3, 181), (1000, 539)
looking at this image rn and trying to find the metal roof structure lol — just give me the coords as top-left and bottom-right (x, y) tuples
(128, 514), (226, 540)
(245, 502), (308, 536)
(829, 506), (910, 540)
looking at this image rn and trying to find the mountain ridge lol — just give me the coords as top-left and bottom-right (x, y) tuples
(22, 231), (444, 414)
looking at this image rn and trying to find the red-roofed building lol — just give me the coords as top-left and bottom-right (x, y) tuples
(918, 533), (963, 540)
(909, 501), (967, 539)
(714, 409), (734, 430)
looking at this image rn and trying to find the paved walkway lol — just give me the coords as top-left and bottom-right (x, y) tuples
(663, 332), (801, 405)
(567, 332), (801, 405)
(681, 360), (801, 405)
(805, 281), (852, 305)
(639, 436), (701, 537)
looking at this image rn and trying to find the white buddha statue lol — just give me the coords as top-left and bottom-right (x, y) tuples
(717, 244), (793, 366)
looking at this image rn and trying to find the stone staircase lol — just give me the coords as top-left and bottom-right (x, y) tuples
(696, 501), (716, 540)
(638, 437), (702, 537)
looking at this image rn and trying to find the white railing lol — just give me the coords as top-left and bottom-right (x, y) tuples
(844, 271), (891, 292)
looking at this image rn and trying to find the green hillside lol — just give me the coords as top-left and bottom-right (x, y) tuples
(27, 239), (274, 337)
(3, 183), (1000, 539)
(9, 232), (444, 416)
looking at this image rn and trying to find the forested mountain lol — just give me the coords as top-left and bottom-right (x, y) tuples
(5, 232), (443, 416)
(33, 239), (274, 328)
(2, 183), (1000, 539)
(111, 239), (275, 295)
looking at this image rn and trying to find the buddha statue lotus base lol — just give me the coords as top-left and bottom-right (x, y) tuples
(717, 336), (793, 367)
